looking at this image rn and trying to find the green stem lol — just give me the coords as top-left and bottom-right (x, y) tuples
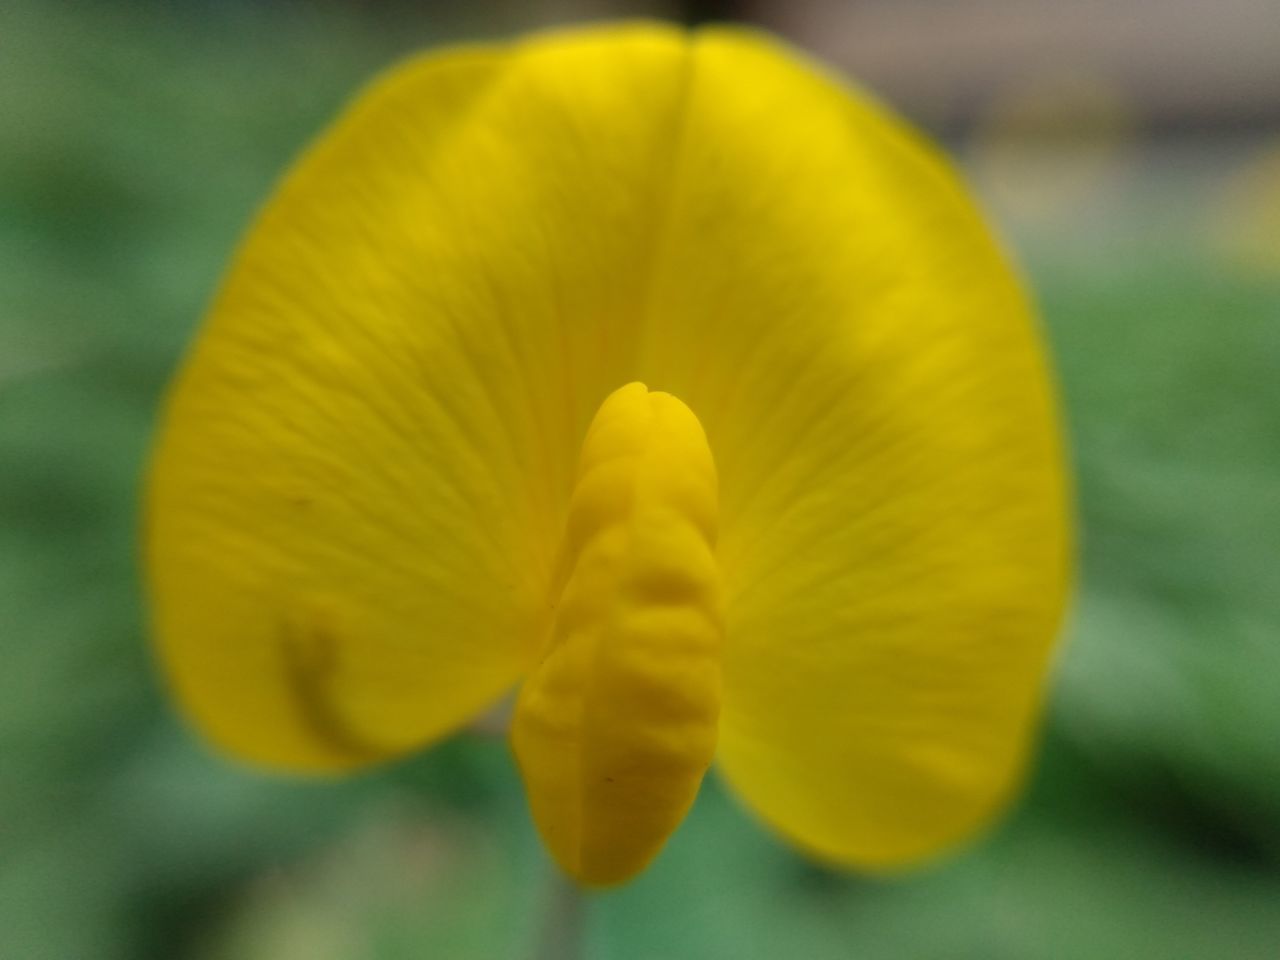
(532, 868), (585, 960)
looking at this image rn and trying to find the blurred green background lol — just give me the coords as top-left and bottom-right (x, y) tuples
(3, 1), (1279, 958)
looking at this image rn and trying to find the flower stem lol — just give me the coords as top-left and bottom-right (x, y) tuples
(531, 868), (585, 960)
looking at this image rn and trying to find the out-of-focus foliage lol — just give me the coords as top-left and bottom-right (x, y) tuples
(2, 3), (1278, 958)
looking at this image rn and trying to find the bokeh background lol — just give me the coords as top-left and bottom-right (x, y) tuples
(4, 1), (1279, 957)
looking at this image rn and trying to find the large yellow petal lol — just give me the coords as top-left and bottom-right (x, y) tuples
(146, 27), (700, 770)
(149, 21), (1069, 873)
(627, 30), (1070, 867)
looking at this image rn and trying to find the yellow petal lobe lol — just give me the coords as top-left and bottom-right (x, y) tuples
(652, 30), (1072, 869)
(144, 26), (695, 772)
(511, 383), (723, 888)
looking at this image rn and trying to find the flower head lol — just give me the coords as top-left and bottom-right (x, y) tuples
(146, 23), (1071, 887)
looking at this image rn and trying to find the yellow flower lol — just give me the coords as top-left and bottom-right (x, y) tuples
(145, 23), (1071, 888)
